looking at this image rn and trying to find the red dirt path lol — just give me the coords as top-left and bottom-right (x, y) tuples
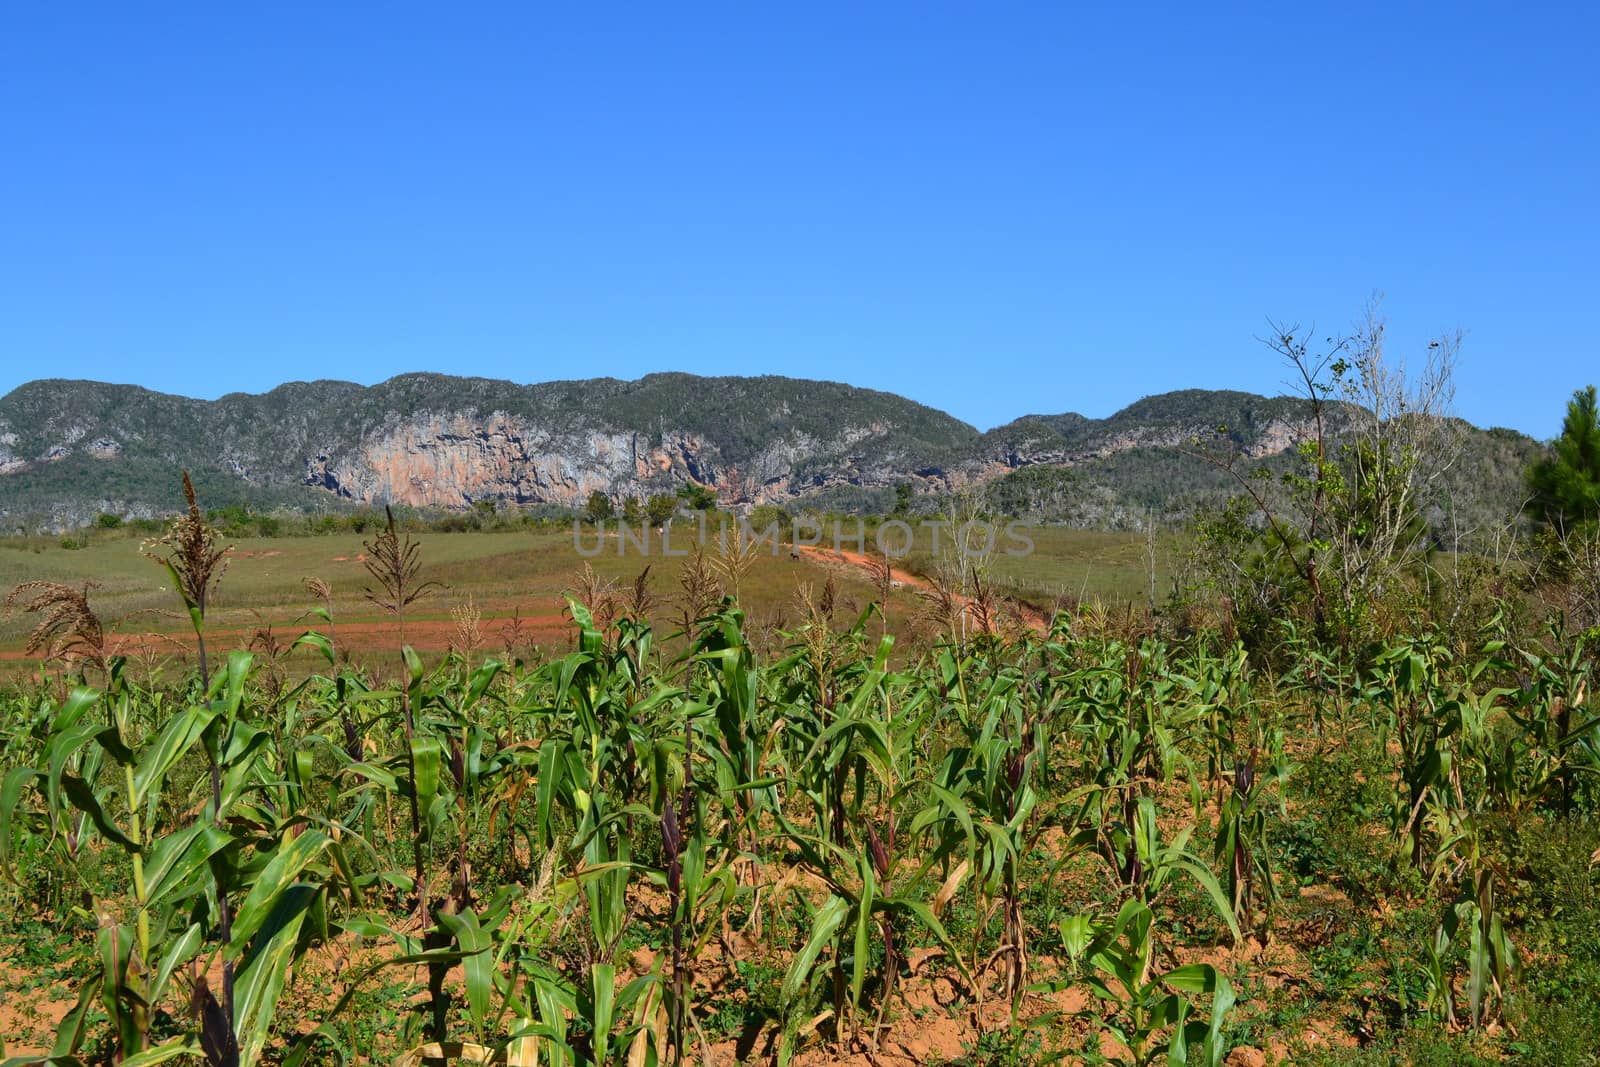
(793, 544), (1050, 633)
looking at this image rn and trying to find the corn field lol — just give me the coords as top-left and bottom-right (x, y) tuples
(2, 524), (1598, 1066)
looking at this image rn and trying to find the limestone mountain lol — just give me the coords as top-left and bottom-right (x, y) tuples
(976, 391), (1543, 534)
(0, 373), (1542, 534)
(0, 373), (978, 525)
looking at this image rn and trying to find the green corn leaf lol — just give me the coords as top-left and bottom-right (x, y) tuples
(536, 740), (565, 848)
(46, 716), (105, 809)
(782, 895), (850, 1004)
(149, 923), (204, 1008)
(230, 829), (331, 950)
(343, 762), (400, 792)
(142, 822), (233, 910)
(60, 774), (138, 852)
(888, 898), (970, 984)
(1163, 964), (1235, 1067)
(234, 883), (320, 1067)
(411, 735), (443, 812)
(290, 748), (316, 791)
(467, 661), (504, 706)
(95, 920), (136, 1047)
(0, 765), (39, 880)
(293, 630), (336, 668)
(1060, 915), (1095, 961)
(402, 645), (424, 683)
(921, 782), (976, 853)
(132, 703), (217, 815)
(589, 962), (616, 1067)
(117, 1036), (202, 1067)
(436, 907), (494, 1032)
(852, 867), (874, 1011)
(53, 687), (104, 734)
(92, 723), (136, 766)
(47, 981), (97, 1058)
(222, 650), (253, 716)
(1173, 856), (1243, 943)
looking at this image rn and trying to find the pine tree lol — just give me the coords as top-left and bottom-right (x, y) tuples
(1529, 385), (1600, 528)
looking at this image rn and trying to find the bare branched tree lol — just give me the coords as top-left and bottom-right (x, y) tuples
(1531, 525), (1600, 632)
(1143, 509), (1161, 612)
(1331, 296), (1464, 605)
(942, 486), (998, 594)
(1188, 298), (1464, 637)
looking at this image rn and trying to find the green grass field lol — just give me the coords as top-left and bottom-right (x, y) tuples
(1, 521), (1169, 670)
(896, 525), (1175, 605)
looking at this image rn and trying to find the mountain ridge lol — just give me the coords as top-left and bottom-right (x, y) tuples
(0, 373), (1544, 533)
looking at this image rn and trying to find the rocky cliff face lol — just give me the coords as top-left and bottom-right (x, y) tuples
(302, 414), (644, 507)
(297, 412), (960, 509)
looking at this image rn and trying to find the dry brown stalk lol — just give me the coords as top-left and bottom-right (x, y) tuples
(567, 563), (619, 632)
(450, 595), (484, 660)
(4, 580), (110, 677)
(302, 576), (338, 662)
(497, 607), (537, 663)
(914, 573), (963, 638)
(968, 568), (996, 636)
(623, 564), (657, 620)
(362, 506), (442, 645)
(711, 529), (761, 602)
(865, 553), (893, 637)
(675, 549), (722, 642)
(247, 614), (288, 703)
(142, 470), (230, 686)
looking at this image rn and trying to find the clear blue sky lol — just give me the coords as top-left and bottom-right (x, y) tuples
(2, 3), (1594, 438)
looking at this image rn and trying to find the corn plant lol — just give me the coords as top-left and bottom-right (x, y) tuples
(921, 655), (1052, 1015)
(771, 824), (967, 1064)
(1421, 829), (1517, 1030)
(771, 627), (972, 1056)
(2, 653), (337, 1066)
(1212, 733), (1291, 937)
(143, 471), (238, 1014)
(363, 506), (442, 916)
(1070, 899), (1236, 1067)
(1500, 629), (1597, 814)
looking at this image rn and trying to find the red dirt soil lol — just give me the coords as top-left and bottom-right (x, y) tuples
(793, 544), (1051, 634)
